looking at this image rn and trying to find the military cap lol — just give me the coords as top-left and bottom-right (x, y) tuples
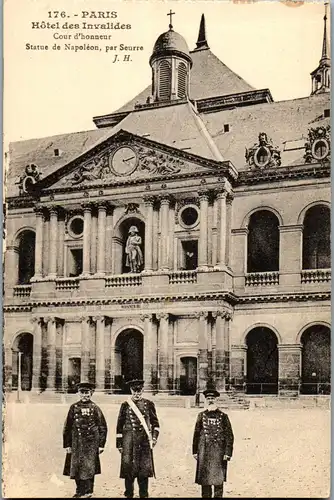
(77, 381), (95, 391)
(128, 379), (145, 389)
(203, 382), (220, 398)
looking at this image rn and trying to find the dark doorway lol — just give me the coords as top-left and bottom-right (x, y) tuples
(246, 327), (278, 394)
(180, 357), (197, 395)
(69, 248), (83, 277)
(18, 231), (36, 284)
(114, 329), (144, 393)
(182, 240), (198, 270)
(302, 206), (330, 269)
(247, 211), (279, 272)
(68, 357), (81, 393)
(12, 333), (33, 391)
(300, 325), (330, 394)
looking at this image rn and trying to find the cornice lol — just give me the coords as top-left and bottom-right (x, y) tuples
(3, 290), (330, 312)
(238, 162), (330, 186)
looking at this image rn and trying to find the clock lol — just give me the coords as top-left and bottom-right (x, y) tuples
(110, 146), (138, 176)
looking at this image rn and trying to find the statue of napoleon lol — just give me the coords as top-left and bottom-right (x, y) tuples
(125, 226), (143, 273)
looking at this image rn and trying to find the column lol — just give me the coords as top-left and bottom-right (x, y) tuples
(198, 191), (209, 269)
(33, 206), (44, 279)
(167, 317), (175, 391)
(81, 316), (91, 380)
(45, 317), (57, 389)
(157, 313), (169, 391)
(214, 311), (225, 392)
(31, 317), (43, 390)
(48, 207), (58, 277)
(97, 203), (107, 275)
(231, 228), (248, 287)
(142, 314), (156, 391)
(90, 210), (98, 274)
(82, 204), (92, 276)
(230, 345), (247, 389)
(106, 206), (114, 274)
(225, 194), (234, 268)
(279, 225), (303, 287)
(216, 190), (227, 268)
(160, 196), (170, 270)
(198, 312), (209, 392)
(4, 245), (19, 290)
(58, 210), (65, 277)
(4, 344), (13, 392)
(278, 344), (302, 395)
(144, 197), (154, 272)
(94, 316), (105, 390)
(168, 201), (175, 270)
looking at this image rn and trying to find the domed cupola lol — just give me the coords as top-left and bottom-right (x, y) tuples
(149, 11), (193, 102)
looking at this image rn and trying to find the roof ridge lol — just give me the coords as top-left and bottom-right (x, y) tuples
(186, 101), (223, 161)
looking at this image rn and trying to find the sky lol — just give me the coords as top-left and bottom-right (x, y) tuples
(4, 0), (329, 145)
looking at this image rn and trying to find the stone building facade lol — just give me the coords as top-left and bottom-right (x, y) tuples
(4, 13), (331, 397)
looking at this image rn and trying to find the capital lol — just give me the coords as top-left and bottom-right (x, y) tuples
(159, 194), (171, 206)
(44, 316), (56, 325)
(82, 203), (93, 212)
(141, 313), (153, 322)
(156, 312), (169, 322)
(48, 205), (59, 217)
(80, 315), (92, 324)
(143, 195), (155, 206)
(195, 311), (208, 320)
(226, 192), (234, 205)
(97, 202), (108, 212)
(34, 204), (45, 217)
(197, 189), (210, 202)
(93, 315), (105, 324)
(31, 316), (43, 326)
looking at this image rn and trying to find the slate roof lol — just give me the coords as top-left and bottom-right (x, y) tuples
(107, 47), (254, 116)
(203, 92), (330, 170)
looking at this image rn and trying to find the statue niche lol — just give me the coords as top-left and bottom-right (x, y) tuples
(125, 225), (143, 273)
(113, 217), (145, 274)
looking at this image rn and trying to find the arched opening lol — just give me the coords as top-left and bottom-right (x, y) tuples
(179, 356), (197, 395)
(12, 333), (33, 391)
(114, 217), (145, 274)
(247, 210), (279, 272)
(246, 327), (278, 394)
(302, 205), (330, 269)
(18, 230), (36, 284)
(114, 329), (144, 393)
(67, 357), (81, 393)
(300, 325), (330, 394)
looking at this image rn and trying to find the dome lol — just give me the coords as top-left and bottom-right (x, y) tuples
(150, 29), (192, 66)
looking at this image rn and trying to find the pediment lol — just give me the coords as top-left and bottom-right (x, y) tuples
(38, 130), (229, 191)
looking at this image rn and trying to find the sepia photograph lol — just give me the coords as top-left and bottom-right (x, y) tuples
(2, 0), (331, 498)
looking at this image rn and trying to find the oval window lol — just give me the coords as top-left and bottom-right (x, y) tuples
(179, 205), (199, 228)
(254, 146), (270, 168)
(312, 139), (329, 161)
(69, 216), (84, 238)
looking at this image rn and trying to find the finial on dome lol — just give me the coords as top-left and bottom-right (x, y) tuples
(167, 9), (175, 30)
(195, 14), (209, 50)
(321, 2), (330, 61)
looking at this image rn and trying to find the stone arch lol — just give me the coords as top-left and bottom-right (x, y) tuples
(113, 214), (145, 274)
(241, 206), (283, 229)
(11, 226), (36, 247)
(11, 331), (34, 391)
(301, 204), (330, 270)
(297, 200), (330, 225)
(299, 323), (330, 394)
(241, 323), (282, 345)
(245, 326), (279, 394)
(247, 210), (280, 273)
(295, 321), (331, 345)
(113, 326), (144, 393)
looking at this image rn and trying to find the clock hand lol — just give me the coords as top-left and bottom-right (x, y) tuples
(123, 156), (135, 163)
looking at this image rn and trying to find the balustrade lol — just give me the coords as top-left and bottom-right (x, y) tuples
(301, 268), (331, 283)
(245, 271), (279, 286)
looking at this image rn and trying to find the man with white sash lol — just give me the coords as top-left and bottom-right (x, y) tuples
(116, 379), (160, 498)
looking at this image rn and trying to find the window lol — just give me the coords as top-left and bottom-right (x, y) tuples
(179, 205), (199, 229)
(18, 231), (36, 283)
(224, 124), (230, 133)
(312, 139), (329, 161)
(68, 216), (84, 238)
(68, 248), (83, 277)
(54, 148), (60, 157)
(254, 146), (270, 168)
(158, 60), (171, 100)
(181, 240), (198, 270)
(247, 210), (279, 272)
(302, 205), (330, 269)
(324, 109), (330, 118)
(177, 62), (187, 98)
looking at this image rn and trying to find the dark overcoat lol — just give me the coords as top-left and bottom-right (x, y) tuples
(63, 400), (108, 480)
(192, 409), (234, 486)
(116, 398), (160, 479)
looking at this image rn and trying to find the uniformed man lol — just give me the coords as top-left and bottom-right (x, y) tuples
(116, 379), (160, 498)
(192, 385), (234, 498)
(63, 382), (108, 498)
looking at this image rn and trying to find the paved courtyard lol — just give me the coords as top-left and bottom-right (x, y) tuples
(2, 403), (330, 498)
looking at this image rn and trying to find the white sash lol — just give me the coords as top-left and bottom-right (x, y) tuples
(127, 398), (153, 449)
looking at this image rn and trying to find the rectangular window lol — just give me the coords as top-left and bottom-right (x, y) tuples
(324, 109), (330, 118)
(68, 248), (83, 276)
(181, 240), (198, 270)
(224, 124), (230, 133)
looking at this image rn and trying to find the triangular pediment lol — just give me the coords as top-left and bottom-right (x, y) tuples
(38, 130), (233, 191)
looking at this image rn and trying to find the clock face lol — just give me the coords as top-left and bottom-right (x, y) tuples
(110, 146), (138, 176)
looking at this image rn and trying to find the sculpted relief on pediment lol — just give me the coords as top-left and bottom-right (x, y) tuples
(56, 143), (189, 187)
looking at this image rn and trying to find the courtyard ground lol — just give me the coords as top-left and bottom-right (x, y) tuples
(2, 403), (330, 498)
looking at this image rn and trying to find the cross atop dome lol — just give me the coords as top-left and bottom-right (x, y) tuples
(167, 9), (175, 30)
